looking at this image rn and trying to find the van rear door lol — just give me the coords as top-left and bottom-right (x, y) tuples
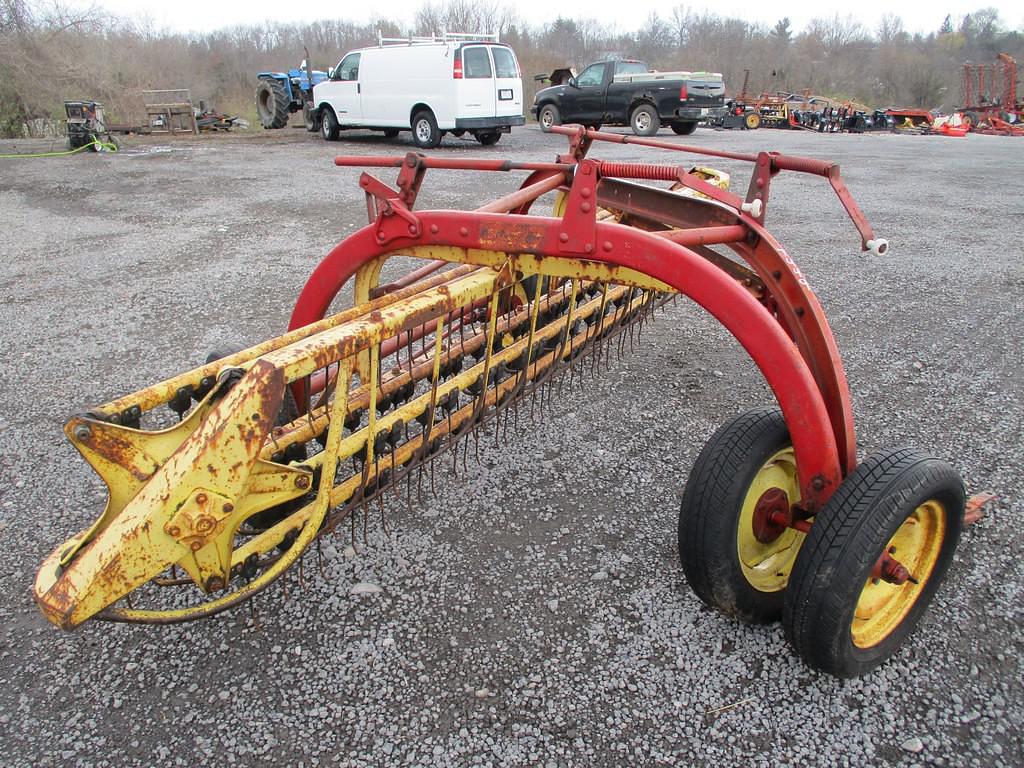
(490, 45), (522, 119)
(458, 45), (497, 119)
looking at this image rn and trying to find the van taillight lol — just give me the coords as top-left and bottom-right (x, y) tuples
(453, 52), (463, 79)
(679, 84), (688, 100)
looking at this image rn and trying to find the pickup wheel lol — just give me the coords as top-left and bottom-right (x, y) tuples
(538, 104), (560, 132)
(412, 110), (441, 149)
(320, 107), (339, 141)
(476, 130), (501, 146)
(670, 120), (698, 136)
(630, 103), (659, 136)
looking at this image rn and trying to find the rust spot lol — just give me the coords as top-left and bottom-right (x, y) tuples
(480, 222), (544, 251)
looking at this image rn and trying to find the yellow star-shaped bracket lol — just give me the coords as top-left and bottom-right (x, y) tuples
(34, 360), (311, 629)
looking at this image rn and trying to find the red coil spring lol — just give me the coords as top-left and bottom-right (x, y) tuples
(597, 162), (681, 181)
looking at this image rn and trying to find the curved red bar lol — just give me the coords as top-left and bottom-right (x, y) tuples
(290, 210), (843, 511)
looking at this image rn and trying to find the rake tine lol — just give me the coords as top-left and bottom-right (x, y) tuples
(379, 494), (389, 537)
(250, 597), (261, 631)
(316, 538), (326, 576)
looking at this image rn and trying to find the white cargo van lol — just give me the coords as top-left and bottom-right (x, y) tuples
(314, 32), (524, 149)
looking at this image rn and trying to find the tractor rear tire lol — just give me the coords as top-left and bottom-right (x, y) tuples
(670, 120), (698, 136)
(256, 79), (291, 129)
(963, 111), (982, 130)
(745, 112), (761, 129)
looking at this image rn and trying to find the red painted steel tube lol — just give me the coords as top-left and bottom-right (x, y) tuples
(313, 211), (843, 509)
(657, 225), (748, 247)
(369, 173), (568, 299)
(335, 156), (572, 173)
(549, 125), (761, 164)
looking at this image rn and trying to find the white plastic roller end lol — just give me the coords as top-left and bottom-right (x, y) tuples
(740, 199), (763, 218)
(865, 238), (889, 256)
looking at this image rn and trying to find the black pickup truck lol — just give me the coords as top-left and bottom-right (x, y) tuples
(531, 59), (726, 136)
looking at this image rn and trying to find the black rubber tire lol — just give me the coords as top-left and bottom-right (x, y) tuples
(320, 106), (339, 141)
(303, 102), (320, 132)
(538, 104), (560, 132)
(476, 130), (501, 146)
(678, 407), (800, 623)
(411, 110), (441, 149)
(783, 448), (965, 677)
(383, 128), (400, 138)
(670, 120), (698, 135)
(256, 79), (290, 129)
(963, 111), (981, 130)
(630, 103), (660, 136)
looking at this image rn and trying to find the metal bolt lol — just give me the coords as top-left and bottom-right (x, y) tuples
(459, 227), (469, 237)
(581, 187), (591, 198)
(584, 243), (593, 253)
(196, 493), (207, 505)
(603, 241), (613, 252)
(408, 224), (417, 235)
(223, 502), (234, 513)
(167, 525), (181, 537)
(296, 475), (311, 489)
(558, 232), (569, 243)
(430, 224), (439, 234)
(73, 424), (92, 441)
(580, 202), (591, 213)
(190, 541), (203, 552)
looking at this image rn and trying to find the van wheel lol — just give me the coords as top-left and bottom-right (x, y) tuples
(630, 104), (659, 136)
(538, 104), (560, 132)
(476, 131), (501, 146)
(320, 107), (339, 141)
(412, 110), (441, 149)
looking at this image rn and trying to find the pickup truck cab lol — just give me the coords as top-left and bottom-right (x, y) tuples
(531, 59), (725, 136)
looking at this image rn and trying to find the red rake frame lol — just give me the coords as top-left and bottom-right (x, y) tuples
(288, 126), (889, 515)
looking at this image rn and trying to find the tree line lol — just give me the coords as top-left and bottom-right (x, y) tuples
(1, 0), (1021, 136)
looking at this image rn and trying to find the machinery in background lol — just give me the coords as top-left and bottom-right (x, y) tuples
(63, 101), (114, 150)
(256, 53), (329, 131)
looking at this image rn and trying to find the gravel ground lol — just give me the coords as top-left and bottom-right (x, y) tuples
(0, 124), (1021, 767)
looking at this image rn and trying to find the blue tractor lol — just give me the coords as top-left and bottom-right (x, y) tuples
(255, 57), (329, 131)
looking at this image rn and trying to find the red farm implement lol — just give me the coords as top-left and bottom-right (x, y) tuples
(961, 53), (1024, 134)
(34, 126), (986, 678)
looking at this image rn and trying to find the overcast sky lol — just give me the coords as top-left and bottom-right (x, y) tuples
(66, 0), (1022, 37)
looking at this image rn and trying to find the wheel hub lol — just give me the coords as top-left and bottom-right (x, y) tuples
(752, 487), (791, 543)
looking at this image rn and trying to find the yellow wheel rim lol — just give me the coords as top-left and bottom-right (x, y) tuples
(736, 448), (804, 592)
(851, 501), (946, 649)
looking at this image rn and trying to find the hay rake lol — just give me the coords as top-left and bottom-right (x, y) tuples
(36, 126), (976, 677)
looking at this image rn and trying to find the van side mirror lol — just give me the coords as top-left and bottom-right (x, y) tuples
(568, 77), (577, 88)
(328, 67), (336, 80)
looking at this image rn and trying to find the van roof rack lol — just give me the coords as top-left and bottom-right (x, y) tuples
(376, 30), (499, 47)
